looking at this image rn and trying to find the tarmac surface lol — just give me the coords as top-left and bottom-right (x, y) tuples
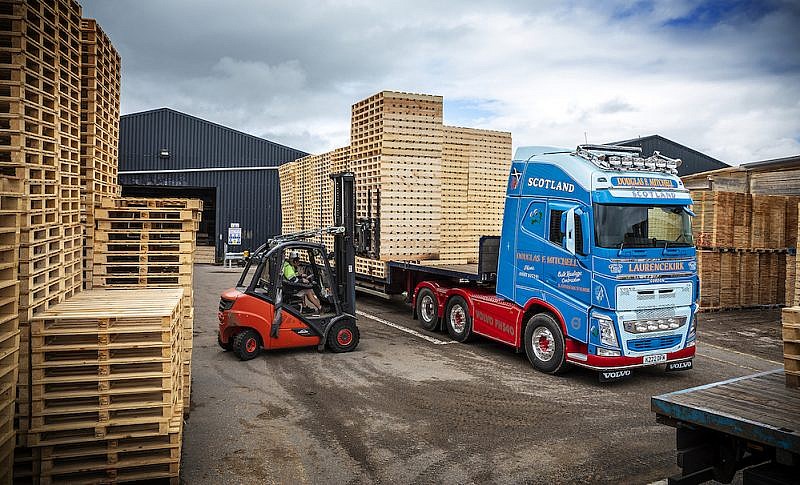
(182, 264), (784, 484)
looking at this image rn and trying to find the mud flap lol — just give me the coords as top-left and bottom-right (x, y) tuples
(666, 360), (693, 372)
(599, 369), (633, 382)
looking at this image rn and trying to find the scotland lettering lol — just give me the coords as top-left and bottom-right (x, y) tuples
(527, 177), (575, 192)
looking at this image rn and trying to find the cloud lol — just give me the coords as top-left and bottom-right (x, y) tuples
(80, 0), (800, 164)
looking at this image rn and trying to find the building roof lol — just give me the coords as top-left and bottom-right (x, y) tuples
(119, 107), (308, 172)
(610, 135), (729, 177)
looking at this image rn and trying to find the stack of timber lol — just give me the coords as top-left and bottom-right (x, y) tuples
(92, 197), (201, 418)
(79, 18), (121, 288)
(783, 307), (800, 388)
(279, 91), (511, 279)
(0, 159), (23, 484)
(691, 190), (800, 310)
(26, 288), (184, 483)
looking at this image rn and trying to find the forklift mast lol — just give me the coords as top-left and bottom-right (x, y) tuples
(332, 172), (356, 316)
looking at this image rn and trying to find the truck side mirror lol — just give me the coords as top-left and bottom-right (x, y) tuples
(564, 207), (576, 255)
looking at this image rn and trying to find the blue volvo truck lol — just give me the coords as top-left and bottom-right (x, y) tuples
(378, 144), (698, 381)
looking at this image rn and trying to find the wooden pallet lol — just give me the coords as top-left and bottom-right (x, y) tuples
(26, 288), (183, 446)
(783, 307), (800, 388)
(36, 430), (181, 485)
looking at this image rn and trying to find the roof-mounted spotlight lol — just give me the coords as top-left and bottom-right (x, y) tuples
(159, 148), (170, 159)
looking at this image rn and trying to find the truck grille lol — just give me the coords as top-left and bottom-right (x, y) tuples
(626, 335), (681, 352)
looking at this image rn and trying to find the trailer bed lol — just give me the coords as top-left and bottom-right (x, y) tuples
(387, 261), (485, 281)
(652, 369), (800, 454)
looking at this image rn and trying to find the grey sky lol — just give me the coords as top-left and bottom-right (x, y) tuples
(80, 0), (800, 164)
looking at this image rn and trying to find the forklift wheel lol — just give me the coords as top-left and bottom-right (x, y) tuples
(233, 329), (261, 361)
(327, 320), (360, 353)
(218, 333), (233, 351)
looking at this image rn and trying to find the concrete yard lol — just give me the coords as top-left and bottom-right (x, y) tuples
(182, 264), (783, 484)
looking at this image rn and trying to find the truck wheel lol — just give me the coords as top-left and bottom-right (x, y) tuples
(327, 319), (360, 353)
(524, 314), (568, 374)
(445, 296), (472, 342)
(233, 329), (261, 361)
(416, 288), (439, 331)
(218, 332), (233, 351)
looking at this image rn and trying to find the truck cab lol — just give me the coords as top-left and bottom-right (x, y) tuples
(497, 145), (697, 377)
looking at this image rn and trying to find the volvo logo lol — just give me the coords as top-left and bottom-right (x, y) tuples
(599, 369), (632, 382)
(666, 360), (693, 371)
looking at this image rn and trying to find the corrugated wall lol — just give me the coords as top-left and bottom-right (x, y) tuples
(118, 108), (308, 260)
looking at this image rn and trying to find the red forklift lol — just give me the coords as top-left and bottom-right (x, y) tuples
(218, 173), (359, 360)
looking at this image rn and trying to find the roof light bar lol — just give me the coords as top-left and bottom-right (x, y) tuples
(575, 145), (682, 174)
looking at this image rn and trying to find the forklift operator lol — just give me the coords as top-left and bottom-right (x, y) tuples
(282, 251), (322, 313)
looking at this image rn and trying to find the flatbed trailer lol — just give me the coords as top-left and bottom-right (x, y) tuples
(355, 236), (499, 298)
(652, 369), (800, 484)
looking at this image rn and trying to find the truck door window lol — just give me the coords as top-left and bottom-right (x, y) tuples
(549, 208), (585, 255)
(521, 201), (547, 237)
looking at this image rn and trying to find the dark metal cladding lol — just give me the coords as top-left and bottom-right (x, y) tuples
(118, 108), (308, 261)
(611, 135), (729, 177)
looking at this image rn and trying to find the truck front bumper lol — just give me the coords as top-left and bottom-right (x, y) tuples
(566, 345), (696, 371)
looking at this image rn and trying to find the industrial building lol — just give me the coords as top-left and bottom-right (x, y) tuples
(118, 108), (307, 261)
(613, 134), (729, 176)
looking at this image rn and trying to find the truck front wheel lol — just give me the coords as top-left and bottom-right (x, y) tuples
(416, 288), (439, 331)
(524, 314), (568, 374)
(445, 296), (472, 342)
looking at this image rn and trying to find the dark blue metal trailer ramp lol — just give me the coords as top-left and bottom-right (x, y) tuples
(652, 369), (800, 484)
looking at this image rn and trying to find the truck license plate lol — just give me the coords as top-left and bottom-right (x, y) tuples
(643, 354), (667, 365)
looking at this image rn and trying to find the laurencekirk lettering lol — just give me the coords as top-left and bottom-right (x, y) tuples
(628, 261), (686, 272)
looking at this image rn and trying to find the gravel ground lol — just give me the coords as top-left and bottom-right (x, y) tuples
(181, 264), (783, 484)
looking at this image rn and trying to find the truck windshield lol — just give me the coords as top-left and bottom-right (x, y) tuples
(594, 204), (693, 248)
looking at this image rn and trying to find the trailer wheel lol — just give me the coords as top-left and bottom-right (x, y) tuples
(327, 319), (360, 353)
(217, 332), (233, 351)
(445, 296), (472, 342)
(233, 329), (261, 361)
(524, 314), (567, 374)
(416, 288), (439, 331)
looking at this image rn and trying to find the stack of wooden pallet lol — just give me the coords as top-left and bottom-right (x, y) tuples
(691, 190), (800, 310)
(783, 307), (800, 388)
(280, 91), (512, 279)
(79, 18), (121, 287)
(0, 1), (90, 465)
(0, 165), (23, 485)
(26, 288), (184, 483)
(91, 197), (201, 418)
(439, 126), (511, 263)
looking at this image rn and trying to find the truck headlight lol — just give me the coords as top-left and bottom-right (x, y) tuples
(596, 316), (618, 347)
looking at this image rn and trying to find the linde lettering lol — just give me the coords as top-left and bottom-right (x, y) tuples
(628, 261), (685, 272)
(527, 177), (575, 193)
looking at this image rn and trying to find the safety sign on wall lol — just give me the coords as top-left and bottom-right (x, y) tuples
(227, 223), (242, 245)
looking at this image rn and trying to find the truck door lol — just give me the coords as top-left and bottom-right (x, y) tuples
(540, 202), (592, 340)
(513, 199), (546, 301)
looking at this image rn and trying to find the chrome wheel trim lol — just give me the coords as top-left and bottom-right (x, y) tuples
(532, 326), (555, 362)
(420, 295), (436, 323)
(449, 304), (466, 334)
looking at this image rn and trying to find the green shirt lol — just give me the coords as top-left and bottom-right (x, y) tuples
(282, 260), (297, 280)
